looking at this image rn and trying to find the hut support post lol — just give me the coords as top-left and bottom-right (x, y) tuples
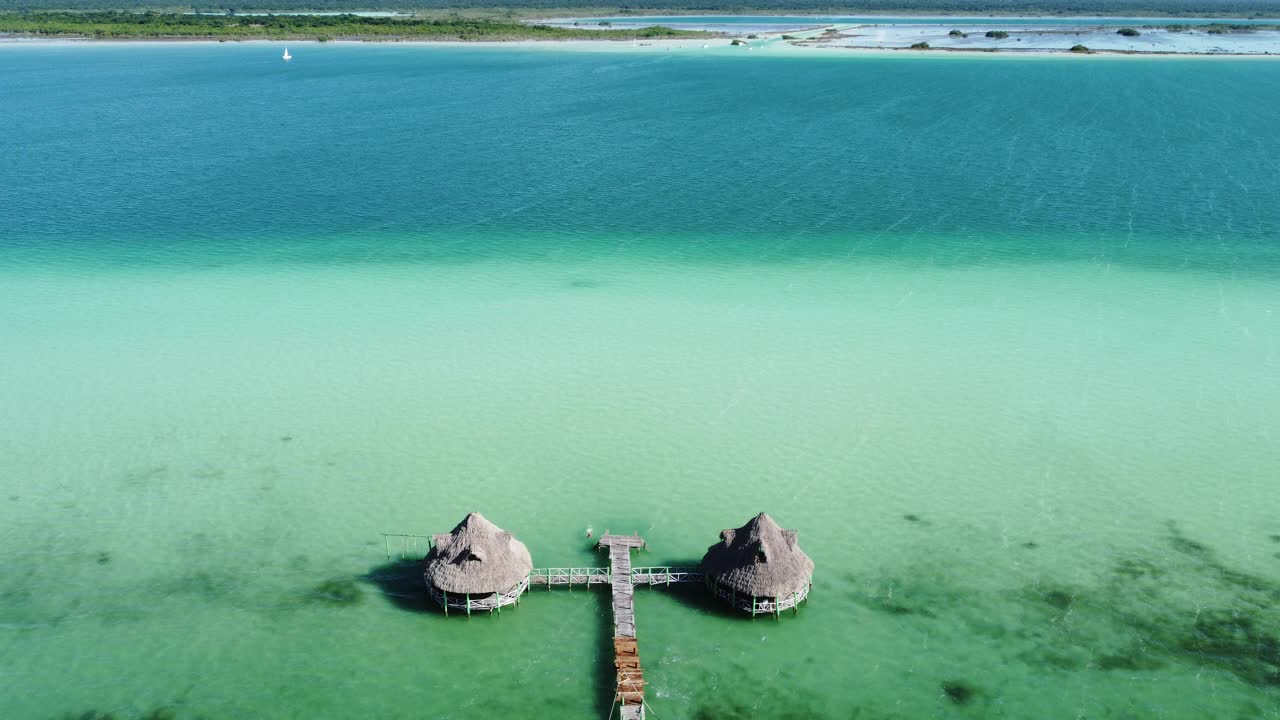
(383, 535), (391, 560)
(466, 593), (471, 616)
(443, 590), (449, 616)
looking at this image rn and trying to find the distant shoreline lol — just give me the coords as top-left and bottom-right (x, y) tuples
(4, 34), (1279, 58)
(6, 9), (1280, 50)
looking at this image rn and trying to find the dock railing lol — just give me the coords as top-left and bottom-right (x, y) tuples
(631, 567), (704, 585)
(528, 567), (611, 587)
(381, 532), (434, 560)
(527, 566), (704, 587)
(706, 577), (812, 616)
(426, 577), (529, 616)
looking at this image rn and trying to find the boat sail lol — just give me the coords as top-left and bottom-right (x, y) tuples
(282, 48), (292, 61)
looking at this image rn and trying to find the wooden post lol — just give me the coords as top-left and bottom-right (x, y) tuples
(443, 590), (449, 616)
(466, 593), (471, 616)
(383, 535), (391, 560)
(793, 591), (798, 615)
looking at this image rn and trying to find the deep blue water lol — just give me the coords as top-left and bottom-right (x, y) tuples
(3, 44), (1279, 271)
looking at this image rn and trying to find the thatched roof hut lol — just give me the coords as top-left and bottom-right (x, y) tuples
(702, 512), (814, 615)
(424, 512), (533, 614)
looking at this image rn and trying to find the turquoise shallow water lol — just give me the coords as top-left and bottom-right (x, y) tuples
(1, 44), (1279, 720)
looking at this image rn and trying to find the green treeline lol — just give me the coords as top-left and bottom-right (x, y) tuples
(0, 10), (708, 38)
(4, 0), (1280, 17)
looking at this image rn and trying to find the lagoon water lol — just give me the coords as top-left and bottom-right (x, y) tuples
(2, 44), (1280, 719)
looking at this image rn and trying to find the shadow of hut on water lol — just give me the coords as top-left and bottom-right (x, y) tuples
(362, 558), (436, 614)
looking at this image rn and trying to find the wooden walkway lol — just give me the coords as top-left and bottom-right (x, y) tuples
(598, 534), (647, 720)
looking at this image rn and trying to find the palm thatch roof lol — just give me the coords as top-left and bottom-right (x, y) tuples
(702, 512), (814, 598)
(424, 512), (532, 595)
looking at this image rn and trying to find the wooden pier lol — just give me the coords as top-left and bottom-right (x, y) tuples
(524, 536), (698, 719)
(598, 534), (647, 720)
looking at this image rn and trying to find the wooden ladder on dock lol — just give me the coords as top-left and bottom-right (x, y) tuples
(598, 534), (647, 720)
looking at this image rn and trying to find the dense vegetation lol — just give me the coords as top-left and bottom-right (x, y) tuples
(3, 0), (1280, 17)
(1201, 21), (1279, 31)
(0, 9), (707, 37)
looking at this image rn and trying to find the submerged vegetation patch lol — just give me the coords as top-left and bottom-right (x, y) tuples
(306, 577), (364, 606)
(941, 680), (976, 704)
(1166, 521), (1215, 559)
(690, 687), (823, 720)
(865, 518), (1280, 695)
(1039, 588), (1076, 612)
(55, 707), (182, 720)
(1096, 639), (1165, 672)
(1179, 610), (1280, 687)
(1112, 557), (1163, 581)
(851, 591), (937, 618)
(1096, 525), (1280, 688)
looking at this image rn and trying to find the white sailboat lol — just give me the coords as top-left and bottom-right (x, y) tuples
(282, 47), (292, 61)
